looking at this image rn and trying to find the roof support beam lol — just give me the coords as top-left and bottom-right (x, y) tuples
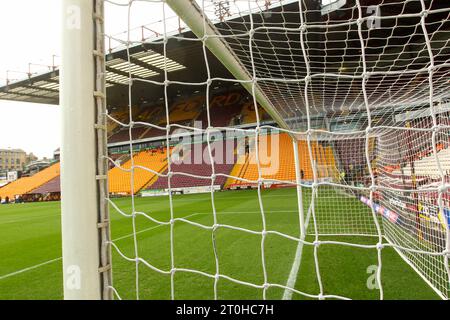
(0, 91), (57, 100)
(23, 85), (59, 94)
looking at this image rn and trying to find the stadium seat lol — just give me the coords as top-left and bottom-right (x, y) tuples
(196, 92), (244, 127)
(108, 126), (149, 143)
(107, 110), (129, 134)
(240, 102), (268, 124)
(0, 162), (60, 200)
(148, 142), (236, 190)
(224, 154), (248, 188)
(168, 96), (203, 123)
(226, 133), (338, 187)
(108, 149), (169, 194)
(28, 176), (61, 194)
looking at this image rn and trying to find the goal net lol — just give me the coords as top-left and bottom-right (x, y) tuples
(61, 0), (450, 300)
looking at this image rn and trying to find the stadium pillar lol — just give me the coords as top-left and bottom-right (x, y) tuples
(60, 0), (101, 299)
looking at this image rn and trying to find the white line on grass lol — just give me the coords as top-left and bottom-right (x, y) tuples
(168, 194), (299, 202)
(282, 206), (312, 300)
(187, 210), (296, 216)
(0, 213), (59, 225)
(0, 209), (299, 281)
(113, 212), (201, 241)
(113, 210), (296, 242)
(220, 210), (296, 214)
(0, 212), (204, 280)
(0, 257), (62, 281)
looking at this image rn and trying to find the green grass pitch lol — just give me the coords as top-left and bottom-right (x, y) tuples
(0, 187), (440, 299)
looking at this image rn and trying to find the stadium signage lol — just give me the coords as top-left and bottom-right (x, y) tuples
(389, 198), (406, 209)
(360, 196), (399, 224)
(7, 171), (18, 182)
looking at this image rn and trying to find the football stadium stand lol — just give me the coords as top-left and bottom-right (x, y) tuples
(135, 105), (165, 124)
(108, 148), (169, 194)
(28, 176), (61, 195)
(107, 109), (130, 134)
(0, 162), (60, 200)
(226, 133), (338, 187)
(168, 96), (203, 123)
(224, 154), (248, 188)
(334, 138), (367, 173)
(108, 126), (149, 144)
(240, 102), (268, 124)
(232, 133), (300, 184)
(197, 92), (246, 127)
(393, 145), (450, 178)
(148, 141), (236, 190)
(108, 104), (166, 142)
(139, 127), (166, 140)
(107, 91), (270, 144)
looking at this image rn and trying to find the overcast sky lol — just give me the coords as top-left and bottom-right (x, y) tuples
(0, 0), (172, 158)
(0, 1), (60, 158)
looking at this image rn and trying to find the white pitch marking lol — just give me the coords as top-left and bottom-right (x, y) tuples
(282, 206), (312, 300)
(168, 193), (298, 202)
(0, 257), (62, 281)
(0, 209), (299, 280)
(113, 210), (296, 241)
(0, 213), (58, 225)
(113, 212), (202, 241)
(0, 212), (203, 280)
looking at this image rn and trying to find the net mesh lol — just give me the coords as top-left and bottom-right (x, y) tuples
(103, 0), (450, 300)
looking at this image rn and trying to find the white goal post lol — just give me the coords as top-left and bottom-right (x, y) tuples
(60, 0), (111, 300)
(60, 0), (450, 300)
